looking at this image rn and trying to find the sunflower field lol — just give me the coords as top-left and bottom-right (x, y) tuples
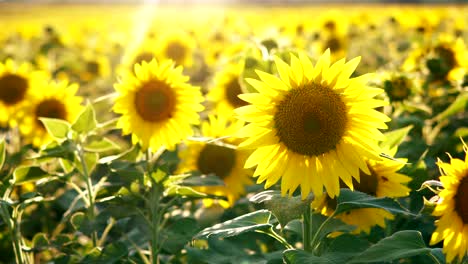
(0, 2), (467, 263)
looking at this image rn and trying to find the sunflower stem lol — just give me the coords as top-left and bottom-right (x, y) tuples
(77, 145), (98, 247)
(146, 149), (163, 264)
(0, 204), (24, 264)
(310, 212), (335, 254)
(303, 202), (313, 252)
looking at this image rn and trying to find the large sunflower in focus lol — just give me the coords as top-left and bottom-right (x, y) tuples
(16, 80), (82, 147)
(0, 60), (42, 126)
(314, 147), (411, 234)
(156, 31), (196, 68)
(235, 50), (389, 199)
(176, 115), (252, 208)
(207, 61), (248, 116)
(430, 149), (468, 263)
(113, 59), (204, 151)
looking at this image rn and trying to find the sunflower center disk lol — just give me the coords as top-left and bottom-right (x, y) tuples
(87, 61), (100, 75)
(274, 83), (347, 156)
(455, 176), (468, 224)
(226, 77), (247, 108)
(165, 42), (186, 64)
(385, 76), (411, 101)
(326, 37), (342, 52)
(196, 143), (236, 179)
(35, 99), (67, 128)
(0, 74), (28, 105)
(134, 80), (176, 122)
(435, 46), (456, 70)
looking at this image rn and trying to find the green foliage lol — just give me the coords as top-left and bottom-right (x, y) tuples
(284, 249), (333, 264)
(71, 103), (98, 134)
(250, 190), (313, 228)
(433, 92), (468, 122)
(39, 118), (71, 141)
(84, 136), (120, 153)
(381, 125), (413, 150)
(13, 166), (49, 185)
(348, 231), (443, 263)
(196, 210), (272, 239)
(0, 139), (5, 171)
(335, 189), (411, 216)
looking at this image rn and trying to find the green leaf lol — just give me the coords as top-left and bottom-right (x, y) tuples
(35, 140), (75, 161)
(164, 185), (207, 198)
(283, 249), (333, 264)
(335, 189), (411, 216)
(32, 233), (50, 249)
(99, 242), (128, 263)
(99, 144), (140, 163)
(52, 234), (73, 248)
(13, 166), (49, 185)
(84, 137), (120, 153)
(0, 139), (5, 170)
(181, 174), (225, 187)
(320, 234), (371, 263)
(81, 248), (102, 263)
(187, 237), (266, 264)
(250, 190), (313, 228)
(311, 213), (356, 244)
(381, 125), (413, 150)
(39, 118), (70, 141)
(162, 172), (187, 185)
(75, 152), (99, 175)
(71, 103), (97, 133)
(284, 219), (302, 237)
(348, 231), (431, 263)
(160, 217), (199, 254)
(195, 210), (273, 239)
(434, 92), (468, 121)
(60, 158), (75, 173)
(429, 248), (446, 264)
(152, 170), (167, 183)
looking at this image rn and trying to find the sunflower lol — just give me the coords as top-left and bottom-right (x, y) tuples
(16, 80), (83, 147)
(0, 59), (43, 126)
(113, 59), (204, 151)
(314, 147), (411, 234)
(319, 33), (348, 62)
(117, 35), (159, 76)
(176, 115), (252, 208)
(403, 35), (467, 82)
(383, 74), (415, 102)
(156, 31), (196, 68)
(426, 36), (467, 82)
(207, 61), (248, 116)
(317, 10), (348, 35)
(235, 50), (389, 199)
(79, 52), (111, 82)
(430, 148), (468, 263)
